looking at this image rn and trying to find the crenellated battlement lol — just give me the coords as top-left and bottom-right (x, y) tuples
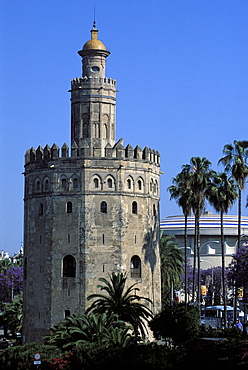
(71, 76), (116, 88)
(25, 141), (160, 166)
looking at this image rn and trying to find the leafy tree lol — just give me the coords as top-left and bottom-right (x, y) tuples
(0, 265), (23, 303)
(149, 303), (200, 345)
(87, 272), (153, 339)
(1, 294), (23, 338)
(168, 164), (193, 303)
(160, 234), (184, 306)
(0, 258), (11, 273)
(207, 172), (237, 328)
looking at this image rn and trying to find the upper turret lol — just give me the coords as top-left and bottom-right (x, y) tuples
(78, 23), (110, 78)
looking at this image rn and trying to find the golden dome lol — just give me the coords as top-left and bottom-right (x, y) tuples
(83, 27), (107, 51)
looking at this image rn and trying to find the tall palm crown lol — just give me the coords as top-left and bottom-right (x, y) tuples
(207, 172), (238, 214)
(160, 234), (184, 288)
(168, 164), (193, 217)
(219, 140), (248, 191)
(190, 157), (213, 214)
(87, 272), (153, 338)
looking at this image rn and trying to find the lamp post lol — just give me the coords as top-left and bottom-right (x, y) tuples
(201, 259), (214, 305)
(178, 246), (191, 303)
(197, 241), (219, 312)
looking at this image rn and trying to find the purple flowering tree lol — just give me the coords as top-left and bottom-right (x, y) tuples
(180, 260), (223, 305)
(0, 266), (23, 303)
(227, 243), (248, 298)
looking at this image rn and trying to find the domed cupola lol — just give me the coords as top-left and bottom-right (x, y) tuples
(78, 23), (110, 78)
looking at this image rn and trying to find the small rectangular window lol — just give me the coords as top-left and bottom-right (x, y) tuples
(68, 234), (71, 243)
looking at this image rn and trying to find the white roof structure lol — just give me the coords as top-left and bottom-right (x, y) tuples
(160, 211), (248, 237)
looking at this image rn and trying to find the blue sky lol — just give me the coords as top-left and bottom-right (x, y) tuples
(1, 0), (248, 255)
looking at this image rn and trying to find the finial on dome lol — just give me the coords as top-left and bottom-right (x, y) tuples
(93, 6), (96, 29)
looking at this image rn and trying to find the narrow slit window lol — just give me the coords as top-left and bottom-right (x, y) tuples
(67, 201), (72, 213)
(39, 203), (43, 215)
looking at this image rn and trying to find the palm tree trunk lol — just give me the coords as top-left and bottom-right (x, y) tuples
(184, 213), (188, 304)
(233, 189), (242, 323)
(192, 215), (197, 302)
(196, 211), (201, 312)
(221, 210), (227, 329)
(238, 188), (242, 250)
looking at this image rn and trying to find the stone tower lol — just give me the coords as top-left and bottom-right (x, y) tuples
(23, 24), (161, 343)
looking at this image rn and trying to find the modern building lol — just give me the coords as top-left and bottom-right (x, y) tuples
(160, 211), (248, 269)
(23, 24), (161, 343)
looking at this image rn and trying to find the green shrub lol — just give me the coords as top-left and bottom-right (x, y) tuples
(149, 303), (200, 344)
(0, 343), (64, 370)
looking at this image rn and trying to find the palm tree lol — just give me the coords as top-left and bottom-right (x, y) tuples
(219, 140), (248, 251)
(190, 157), (213, 306)
(219, 140), (248, 322)
(207, 172), (237, 328)
(160, 234), (184, 306)
(87, 272), (153, 340)
(168, 164), (193, 303)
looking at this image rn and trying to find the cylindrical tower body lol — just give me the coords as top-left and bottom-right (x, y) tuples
(23, 25), (161, 343)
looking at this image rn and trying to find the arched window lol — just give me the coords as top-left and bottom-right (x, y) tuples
(100, 201), (107, 213)
(62, 178), (67, 190)
(66, 201), (72, 213)
(130, 255), (141, 278)
(36, 180), (41, 191)
(137, 179), (142, 190)
(132, 201), (137, 214)
(94, 178), (99, 188)
(44, 178), (49, 191)
(73, 178), (78, 188)
(107, 178), (113, 188)
(127, 179), (131, 189)
(63, 255), (76, 277)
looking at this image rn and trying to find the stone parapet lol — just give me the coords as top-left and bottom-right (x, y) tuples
(25, 142), (160, 166)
